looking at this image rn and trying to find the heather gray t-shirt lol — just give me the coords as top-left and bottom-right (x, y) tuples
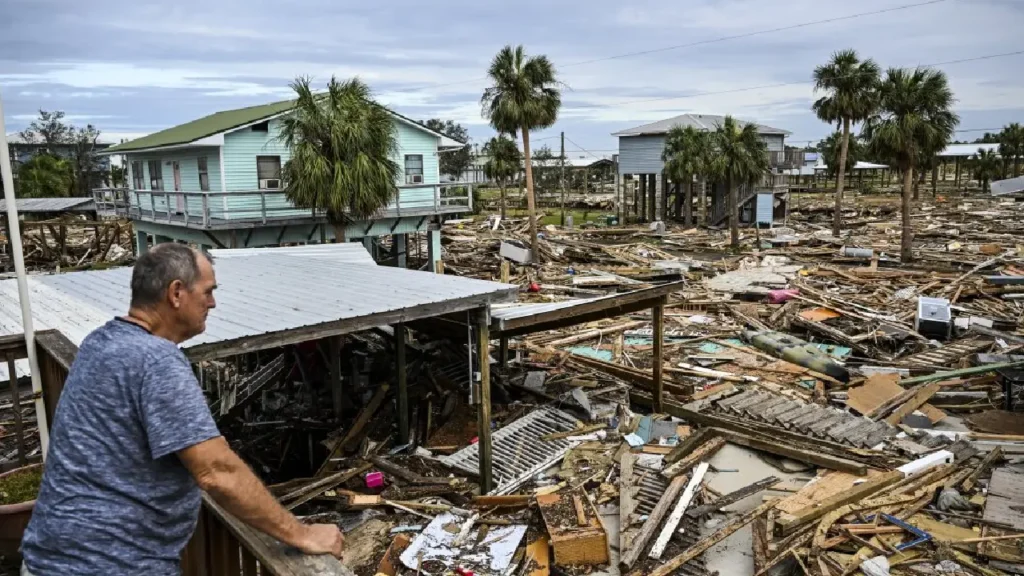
(22, 319), (220, 575)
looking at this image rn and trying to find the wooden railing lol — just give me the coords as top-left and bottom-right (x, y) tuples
(7, 330), (352, 575)
(93, 184), (473, 230)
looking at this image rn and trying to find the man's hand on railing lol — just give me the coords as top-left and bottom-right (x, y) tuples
(295, 524), (345, 558)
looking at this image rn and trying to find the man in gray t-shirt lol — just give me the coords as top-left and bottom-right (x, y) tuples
(22, 244), (343, 575)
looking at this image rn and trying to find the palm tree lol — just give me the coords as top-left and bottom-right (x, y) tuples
(662, 126), (709, 226)
(482, 135), (522, 220)
(711, 116), (769, 248)
(863, 68), (958, 262)
(999, 123), (1024, 178)
(481, 45), (561, 260)
(279, 77), (401, 241)
(819, 131), (863, 185)
(812, 49), (880, 237)
(971, 148), (1001, 193)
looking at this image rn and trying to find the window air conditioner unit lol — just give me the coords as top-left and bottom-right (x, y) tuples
(408, 174), (424, 184)
(259, 179), (281, 189)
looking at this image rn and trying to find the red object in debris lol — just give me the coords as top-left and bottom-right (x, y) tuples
(456, 568), (475, 576)
(528, 282), (541, 293)
(470, 436), (479, 445)
(364, 471), (384, 488)
(767, 289), (799, 304)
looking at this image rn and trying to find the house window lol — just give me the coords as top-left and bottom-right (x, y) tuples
(131, 161), (145, 190)
(257, 156), (281, 189)
(251, 121), (269, 132)
(198, 157), (210, 191)
(404, 154), (424, 184)
(148, 160), (163, 191)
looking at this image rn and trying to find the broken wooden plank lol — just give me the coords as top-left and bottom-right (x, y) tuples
(471, 495), (533, 508)
(620, 473), (689, 568)
(316, 384), (390, 475)
(961, 446), (1003, 492)
(662, 436), (726, 478)
(664, 427), (717, 465)
(776, 470), (903, 535)
(647, 500), (777, 576)
(280, 463), (372, 511)
(687, 475), (779, 518)
(714, 428), (868, 476)
(883, 381), (941, 425)
(649, 462), (708, 560)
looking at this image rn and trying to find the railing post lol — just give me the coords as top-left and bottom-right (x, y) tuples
(260, 192), (267, 224)
(468, 183), (473, 211)
(434, 185), (439, 212)
(202, 195), (210, 228)
(166, 193), (172, 224)
(150, 193), (156, 220)
(183, 193), (190, 227)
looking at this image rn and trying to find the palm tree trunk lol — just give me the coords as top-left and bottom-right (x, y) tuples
(833, 118), (850, 238)
(698, 176), (706, 226)
(684, 179), (693, 227)
(500, 179), (507, 220)
(1015, 155), (1021, 178)
(901, 165), (914, 263)
(673, 180), (683, 221)
(728, 174), (739, 249)
(521, 127), (539, 262)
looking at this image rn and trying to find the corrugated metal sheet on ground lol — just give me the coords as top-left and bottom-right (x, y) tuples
(0, 245), (517, 379)
(440, 407), (580, 494)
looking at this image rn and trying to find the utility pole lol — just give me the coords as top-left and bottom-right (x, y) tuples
(559, 131), (566, 226)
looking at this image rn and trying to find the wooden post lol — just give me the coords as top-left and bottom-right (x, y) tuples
(500, 260), (510, 284)
(638, 175), (647, 222)
(328, 335), (343, 418)
(476, 310), (493, 494)
(498, 336), (509, 370)
(955, 157), (961, 189)
(932, 162), (939, 196)
(395, 322), (408, 444)
(652, 300), (665, 413)
(6, 353), (26, 466)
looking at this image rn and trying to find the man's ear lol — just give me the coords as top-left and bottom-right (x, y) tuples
(167, 279), (185, 310)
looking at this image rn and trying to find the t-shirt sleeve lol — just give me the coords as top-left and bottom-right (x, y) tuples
(140, 350), (221, 460)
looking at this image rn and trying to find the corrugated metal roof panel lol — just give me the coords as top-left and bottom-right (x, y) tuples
(938, 143), (999, 157)
(0, 248), (517, 378)
(0, 198), (96, 213)
(992, 175), (1024, 196)
(208, 243), (376, 265)
(612, 113), (790, 137)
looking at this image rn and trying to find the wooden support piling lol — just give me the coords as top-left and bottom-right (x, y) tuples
(328, 335), (343, 418)
(476, 310), (493, 494)
(652, 299), (665, 413)
(395, 322), (408, 444)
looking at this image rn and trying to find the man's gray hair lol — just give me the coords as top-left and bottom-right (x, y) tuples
(130, 243), (213, 308)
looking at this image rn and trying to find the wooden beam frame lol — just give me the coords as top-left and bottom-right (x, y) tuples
(491, 282), (682, 337)
(395, 322), (409, 443)
(652, 298), (666, 412)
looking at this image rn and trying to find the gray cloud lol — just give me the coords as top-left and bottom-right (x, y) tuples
(3, 0), (1023, 151)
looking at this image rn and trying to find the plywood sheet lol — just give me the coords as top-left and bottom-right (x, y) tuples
(775, 469), (884, 516)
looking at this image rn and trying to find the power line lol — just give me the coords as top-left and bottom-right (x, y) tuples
(382, 0), (950, 97)
(563, 136), (605, 160)
(563, 0), (951, 68)
(600, 49), (1024, 108)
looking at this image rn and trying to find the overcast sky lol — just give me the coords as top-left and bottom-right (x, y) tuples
(3, 0), (1023, 158)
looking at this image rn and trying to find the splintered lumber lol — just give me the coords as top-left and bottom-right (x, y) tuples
(542, 423), (607, 441)
(537, 487), (609, 566)
(960, 446), (1003, 492)
(776, 470), (903, 535)
(369, 456), (462, 486)
(713, 428), (868, 476)
(280, 463), (372, 511)
(664, 427), (717, 464)
(687, 476), (779, 518)
(900, 360), (1024, 385)
(620, 473), (690, 568)
(649, 462), (708, 560)
(547, 321), (647, 347)
(647, 500), (778, 576)
(883, 381), (941, 425)
(471, 495), (533, 508)
(316, 384), (390, 475)
(662, 436), (726, 478)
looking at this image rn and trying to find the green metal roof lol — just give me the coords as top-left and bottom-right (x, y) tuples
(106, 99), (298, 152)
(106, 97), (466, 154)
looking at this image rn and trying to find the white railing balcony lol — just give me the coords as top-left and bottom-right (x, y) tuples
(92, 184), (473, 229)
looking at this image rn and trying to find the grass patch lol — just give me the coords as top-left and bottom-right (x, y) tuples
(0, 466), (42, 505)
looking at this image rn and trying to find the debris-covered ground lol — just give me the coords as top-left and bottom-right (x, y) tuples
(4, 191), (1024, 575)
